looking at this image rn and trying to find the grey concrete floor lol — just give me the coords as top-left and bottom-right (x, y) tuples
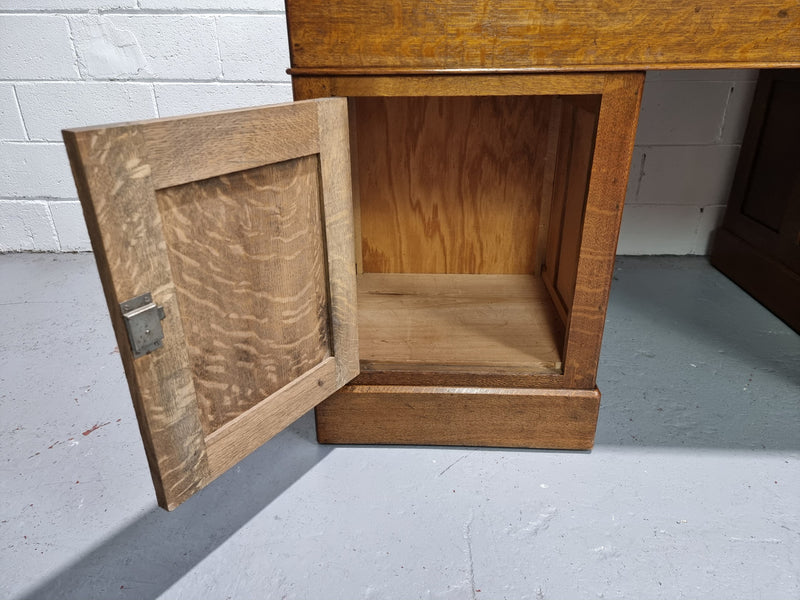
(1, 253), (798, 600)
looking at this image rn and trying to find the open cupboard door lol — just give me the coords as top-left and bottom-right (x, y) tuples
(63, 98), (359, 510)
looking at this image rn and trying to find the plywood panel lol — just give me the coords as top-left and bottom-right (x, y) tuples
(157, 156), (331, 434)
(354, 96), (551, 274)
(543, 99), (574, 320)
(542, 96), (600, 318)
(555, 100), (600, 308)
(357, 273), (563, 373)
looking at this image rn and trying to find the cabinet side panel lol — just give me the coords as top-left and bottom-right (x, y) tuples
(563, 74), (644, 388)
(555, 99), (600, 308)
(542, 100), (573, 322)
(355, 95), (551, 274)
(542, 96), (601, 322)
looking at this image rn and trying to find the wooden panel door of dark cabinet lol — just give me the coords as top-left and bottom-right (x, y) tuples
(711, 70), (800, 333)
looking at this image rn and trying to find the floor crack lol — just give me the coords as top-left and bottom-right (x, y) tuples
(438, 453), (469, 477)
(464, 513), (476, 600)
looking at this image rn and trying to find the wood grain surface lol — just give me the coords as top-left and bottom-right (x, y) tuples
(542, 96), (601, 318)
(316, 385), (601, 449)
(285, 0), (800, 71)
(291, 74), (608, 99)
(64, 97), (359, 510)
(64, 125), (211, 510)
(354, 95), (551, 274)
(206, 357), (339, 476)
(357, 273), (563, 373)
(562, 73), (644, 388)
(316, 98), (361, 387)
(157, 156), (331, 434)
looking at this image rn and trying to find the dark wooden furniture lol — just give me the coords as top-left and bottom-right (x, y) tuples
(711, 70), (800, 333)
(65, 1), (800, 509)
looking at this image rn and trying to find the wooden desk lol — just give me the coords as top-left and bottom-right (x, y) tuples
(285, 1), (800, 449)
(64, 2), (800, 509)
(285, 0), (800, 72)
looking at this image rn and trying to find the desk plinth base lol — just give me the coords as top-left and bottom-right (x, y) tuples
(315, 385), (601, 450)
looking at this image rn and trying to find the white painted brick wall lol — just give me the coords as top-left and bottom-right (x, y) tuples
(16, 82), (158, 139)
(0, 142), (77, 197)
(0, 15), (80, 80)
(0, 200), (59, 251)
(216, 15), (290, 81)
(618, 70), (757, 254)
(0, 5), (755, 254)
(0, 84), (27, 139)
(154, 82), (291, 116)
(70, 15), (221, 79)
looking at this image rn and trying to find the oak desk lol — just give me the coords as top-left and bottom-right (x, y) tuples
(65, 2), (800, 509)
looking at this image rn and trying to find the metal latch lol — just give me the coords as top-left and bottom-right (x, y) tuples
(120, 293), (166, 358)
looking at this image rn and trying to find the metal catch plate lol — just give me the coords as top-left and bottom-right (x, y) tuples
(120, 293), (166, 358)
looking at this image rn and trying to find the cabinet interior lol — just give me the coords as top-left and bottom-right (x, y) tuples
(348, 94), (601, 376)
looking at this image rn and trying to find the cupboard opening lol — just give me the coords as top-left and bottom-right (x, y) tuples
(345, 94), (601, 377)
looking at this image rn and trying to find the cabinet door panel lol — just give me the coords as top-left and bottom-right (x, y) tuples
(64, 98), (359, 510)
(712, 70), (800, 333)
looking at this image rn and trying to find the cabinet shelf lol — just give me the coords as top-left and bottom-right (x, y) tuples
(357, 273), (564, 374)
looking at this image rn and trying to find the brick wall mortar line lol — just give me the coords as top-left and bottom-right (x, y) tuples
(63, 13), (83, 80)
(716, 84), (736, 143)
(1, 196), (79, 200)
(3, 140), (66, 145)
(1, 197), (78, 201)
(10, 85), (31, 141)
(44, 200), (64, 251)
(149, 83), (160, 118)
(213, 15), (224, 80)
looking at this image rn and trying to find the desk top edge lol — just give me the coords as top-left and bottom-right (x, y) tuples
(285, 0), (800, 72)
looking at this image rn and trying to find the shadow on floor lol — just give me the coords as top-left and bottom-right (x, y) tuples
(594, 256), (800, 451)
(17, 412), (331, 600)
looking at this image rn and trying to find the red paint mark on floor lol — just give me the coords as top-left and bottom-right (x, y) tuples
(82, 422), (111, 436)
